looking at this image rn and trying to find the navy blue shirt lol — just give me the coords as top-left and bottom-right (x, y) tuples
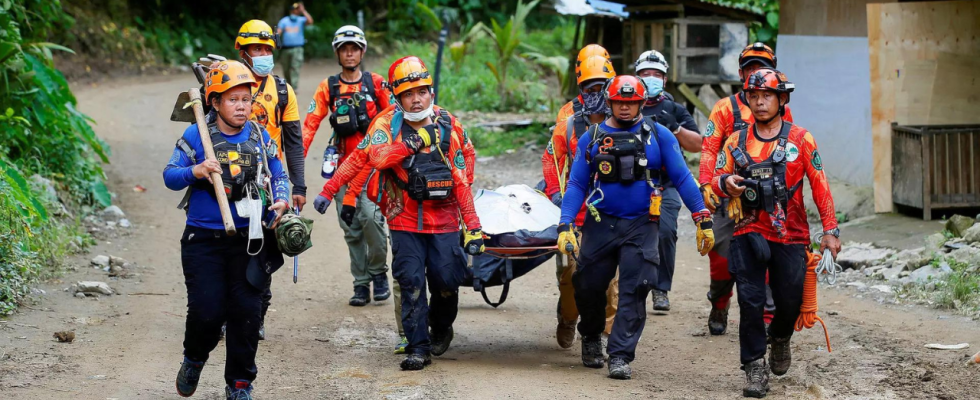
(559, 119), (705, 224)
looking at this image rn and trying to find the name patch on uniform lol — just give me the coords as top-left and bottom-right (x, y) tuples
(786, 143), (800, 162)
(454, 150), (465, 169)
(337, 115), (351, 124)
(704, 121), (715, 137)
(715, 151), (726, 170)
(811, 150), (823, 170)
(308, 99), (316, 113)
(371, 129), (388, 144)
(216, 150), (254, 166)
(750, 167), (773, 178)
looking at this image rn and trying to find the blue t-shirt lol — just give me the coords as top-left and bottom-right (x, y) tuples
(559, 120), (705, 224)
(163, 121), (289, 230)
(277, 16), (307, 47)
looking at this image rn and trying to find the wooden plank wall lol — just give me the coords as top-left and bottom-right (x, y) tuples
(780, 0), (893, 38)
(868, 1), (980, 213)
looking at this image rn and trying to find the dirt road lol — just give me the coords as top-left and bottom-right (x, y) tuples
(1, 62), (978, 399)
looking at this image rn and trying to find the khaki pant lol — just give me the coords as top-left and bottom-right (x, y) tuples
(557, 254), (618, 336)
(279, 46), (303, 89)
(335, 185), (389, 287)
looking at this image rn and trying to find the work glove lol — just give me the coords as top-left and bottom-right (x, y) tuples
(657, 110), (680, 133)
(550, 192), (563, 207)
(340, 205), (356, 226)
(699, 182), (720, 213)
(726, 196), (745, 224)
(313, 193), (332, 214)
(404, 124), (440, 154)
(693, 210), (715, 256)
(463, 228), (485, 256)
(557, 223), (579, 256)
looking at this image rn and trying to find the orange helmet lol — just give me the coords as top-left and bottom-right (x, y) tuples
(738, 42), (776, 69)
(743, 68), (794, 105)
(235, 20), (277, 50)
(603, 75), (646, 103)
(205, 61), (257, 101)
(388, 56), (433, 96)
(576, 56), (615, 85)
(575, 44), (610, 74)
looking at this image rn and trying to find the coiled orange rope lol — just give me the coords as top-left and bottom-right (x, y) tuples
(794, 250), (832, 352)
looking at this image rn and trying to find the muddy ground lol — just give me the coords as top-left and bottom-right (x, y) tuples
(1, 61), (978, 399)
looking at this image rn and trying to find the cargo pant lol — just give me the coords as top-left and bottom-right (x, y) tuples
(557, 225), (618, 336)
(336, 185), (389, 288)
(654, 185), (681, 292)
(278, 46), (303, 90)
(706, 203), (775, 322)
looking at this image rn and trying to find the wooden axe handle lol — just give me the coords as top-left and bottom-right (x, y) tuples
(188, 89), (237, 236)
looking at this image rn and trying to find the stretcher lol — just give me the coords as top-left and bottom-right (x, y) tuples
(466, 242), (560, 308)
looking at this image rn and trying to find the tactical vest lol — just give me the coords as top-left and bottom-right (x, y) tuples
(328, 72), (379, 137)
(176, 118), (271, 209)
(585, 117), (661, 184)
(256, 75), (289, 128)
(730, 94), (748, 131)
(728, 122), (802, 213)
(390, 109), (455, 202)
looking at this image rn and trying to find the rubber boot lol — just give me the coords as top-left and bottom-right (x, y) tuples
(372, 273), (391, 301)
(742, 359), (770, 398)
(430, 326), (454, 356)
(556, 302), (576, 349)
(608, 357), (632, 380)
(349, 285), (370, 307)
(400, 353), (432, 371)
(652, 289), (670, 312)
(175, 357), (204, 397)
(581, 336), (604, 368)
(708, 305), (729, 335)
(769, 336), (792, 376)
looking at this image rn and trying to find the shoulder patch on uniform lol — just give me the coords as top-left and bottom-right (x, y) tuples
(786, 143), (800, 162)
(453, 149), (465, 169)
(811, 150), (823, 170)
(715, 151), (727, 170)
(307, 99), (316, 113)
(704, 121), (715, 137)
(546, 141), (554, 155)
(371, 129), (388, 144)
(356, 134), (371, 149)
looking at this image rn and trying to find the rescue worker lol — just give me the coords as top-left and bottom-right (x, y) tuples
(558, 75), (715, 379)
(700, 42), (792, 335)
(276, 2), (314, 88)
(165, 60), (290, 399)
(303, 25), (393, 308)
(236, 19), (307, 340)
(710, 68), (840, 397)
(542, 52), (619, 349)
(311, 56), (484, 370)
(634, 50), (702, 312)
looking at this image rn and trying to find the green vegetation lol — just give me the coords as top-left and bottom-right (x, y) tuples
(467, 125), (550, 157)
(899, 257), (980, 318)
(706, 0), (780, 46)
(1, 0), (102, 314)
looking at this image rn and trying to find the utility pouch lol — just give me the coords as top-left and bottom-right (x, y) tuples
(329, 102), (362, 137)
(595, 153), (620, 182)
(741, 179), (762, 210)
(405, 158), (454, 201)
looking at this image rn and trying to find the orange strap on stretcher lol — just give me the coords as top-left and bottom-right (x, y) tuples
(795, 250), (832, 352)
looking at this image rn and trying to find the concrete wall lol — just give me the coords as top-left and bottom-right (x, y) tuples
(776, 35), (873, 187)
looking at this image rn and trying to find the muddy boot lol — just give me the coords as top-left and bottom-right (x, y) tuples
(556, 302), (576, 349)
(349, 285), (370, 307)
(742, 359), (770, 398)
(175, 357), (204, 397)
(430, 326), (454, 356)
(769, 335), (792, 376)
(581, 336), (604, 368)
(607, 357), (632, 380)
(708, 306), (729, 335)
(372, 273), (391, 301)
(400, 353), (432, 371)
(652, 289), (670, 312)
(225, 380), (253, 400)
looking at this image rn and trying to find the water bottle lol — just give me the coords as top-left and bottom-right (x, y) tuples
(321, 146), (339, 179)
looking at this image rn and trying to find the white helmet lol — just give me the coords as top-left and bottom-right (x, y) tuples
(332, 25), (367, 51)
(635, 50), (668, 73)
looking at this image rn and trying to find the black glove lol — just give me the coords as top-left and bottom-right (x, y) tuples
(657, 110), (680, 133)
(340, 205), (356, 226)
(550, 192), (562, 207)
(404, 124), (440, 153)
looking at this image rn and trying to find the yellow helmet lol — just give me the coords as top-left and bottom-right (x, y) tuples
(235, 20), (276, 50)
(576, 56), (615, 85)
(205, 61), (257, 101)
(575, 44), (610, 74)
(388, 56), (433, 96)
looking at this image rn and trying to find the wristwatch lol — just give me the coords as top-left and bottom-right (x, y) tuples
(823, 228), (840, 238)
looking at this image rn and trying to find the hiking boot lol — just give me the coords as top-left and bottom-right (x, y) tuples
(225, 380), (253, 400)
(581, 336), (604, 368)
(349, 285), (370, 307)
(430, 327), (454, 356)
(556, 318), (577, 349)
(175, 357), (204, 397)
(400, 353), (432, 371)
(708, 306), (729, 335)
(372, 273), (391, 301)
(394, 336), (409, 354)
(607, 357), (632, 380)
(742, 359), (770, 398)
(652, 289), (670, 312)
(769, 336), (792, 376)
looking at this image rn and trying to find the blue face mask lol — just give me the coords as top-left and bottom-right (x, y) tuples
(289, 15), (299, 22)
(641, 77), (664, 98)
(250, 55), (275, 76)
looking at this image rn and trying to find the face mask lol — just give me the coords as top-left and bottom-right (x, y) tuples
(289, 15), (299, 22)
(641, 77), (664, 98)
(403, 102), (434, 122)
(581, 91), (609, 116)
(250, 55), (275, 76)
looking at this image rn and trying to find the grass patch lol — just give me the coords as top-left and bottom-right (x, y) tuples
(467, 125), (550, 157)
(897, 257), (980, 318)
